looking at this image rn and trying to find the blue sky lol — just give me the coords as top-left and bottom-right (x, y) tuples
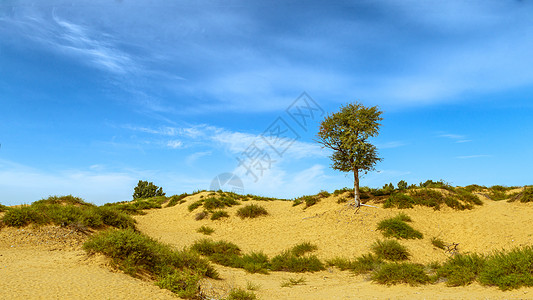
(1, 0), (532, 205)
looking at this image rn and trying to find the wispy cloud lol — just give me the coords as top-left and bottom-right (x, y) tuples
(377, 141), (407, 149)
(439, 133), (472, 143)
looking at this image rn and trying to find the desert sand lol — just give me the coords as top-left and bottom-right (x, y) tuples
(1, 191), (533, 299)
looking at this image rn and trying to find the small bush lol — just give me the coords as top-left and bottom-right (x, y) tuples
(270, 250), (325, 272)
(376, 214), (423, 239)
(2, 206), (43, 227)
(236, 204), (268, 219)
(133, 180), (165, 200)
(280, 276), (306, 287)
(291, 242), (318, 257)
(0, 203), (8, 212)
(372, 240), (410, 261)
(211, 210), (229, 220)
(156, 271), (201, 299)
(327, 253), (383, 275)
(33, 195), (94, 207)
(167, 193), (188, 207)
(226, 288), (257, 300)
(519, 187), (533, 203)
(371, 262), (430, 286)
(293, 195), (320, 208)
(240, 251), (270, 274)
(479, 246), (533, 290)
(437, 253), (485, 286)
(431, 237), (446, 250)
(383, 193), (415, 209)
(191, 239), (241, 267)
(397, 180), (408, 190)
(197, 225), (215, 235)
(188, 200), (204, 212)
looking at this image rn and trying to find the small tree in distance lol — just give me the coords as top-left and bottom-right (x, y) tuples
(133, 180), (165, 200)
(316, 102), (383, 208)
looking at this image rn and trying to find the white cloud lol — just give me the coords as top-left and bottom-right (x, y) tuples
(166, 140), (183, 149)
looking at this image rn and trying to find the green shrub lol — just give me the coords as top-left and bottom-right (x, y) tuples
(437, 253), (485, 286)
(479, 246), (533, 290)
(132, 180), (165, 200)
(33, 195), (94, 207)
(291, 242), (318, 257)
(197, 225), (215, 235)
(431, 237), (446, 250)
(84, 229), (217, 278)
(372, 240), (410, 261)
(188, 200), (204, 212)
(0, 203), (8, 212)
(191, 239), (241, 267)
(333, 187), (351, 196)
(397, 180), (408, 190)
(240, 251), (270, 274)
(519, 187), (533, 203)
(167, 193), (189, 207)
(376, 214), (423, 239)
(383, 193), (415, 209)
(280, 276), (306, 287)
(236, 204), (268, 219)
(2, 206), (43, 227)
(371, 262), (430, 286)
(293, 195), (319, 208)
(96, 207), (136, 229)
(327, 253), (383, 275)
(211, 210), (230, 220)
(226, 288), (257, 300)
(270, 250), (325, 272)
(156, 271), (201, 299)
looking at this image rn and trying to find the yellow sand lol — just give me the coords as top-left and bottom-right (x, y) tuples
(1, 191), (533, 299)
(135, 191), (533, 299)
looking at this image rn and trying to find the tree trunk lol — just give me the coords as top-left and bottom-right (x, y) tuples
(353, 169), (360, 207)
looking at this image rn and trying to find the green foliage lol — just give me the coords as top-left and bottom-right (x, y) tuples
(0, 203), (8, 212)
(372, 240), (410, 261)
(327, 254), (383, 275)
(280, 276), (306, 287)
(188, 200), (203, 212)
(132, 180), (165, 200)
(293, 191), (330, 208)
(226, 288), (257, 300)
(479, 246), (533, 290)
(104, 196), (168, 215)
(397, 180), (408, 190)
(2, 198), (135, 230)
(167, 193), (189, 207)
(383, 193), (415, 209)
(463, 184), (486, 192)
(211, 210), (230, 220)
(197, 225), (215, 235)
(371, 262), (430, 286)
(191, 239), (241, 267)
(291, 242), (318, 257)
(376, 214), (423, 239)
(437, 253), (485, 286)
(240, 251), (271, 274)
(236, 204), (268, 219)
(156, 271), (201, 298)
(85, 229), (218, 298)
(333, 187), (351, 196)
(270, 250), (325, 272)
(510, 186), (533, 203)
(431, 237), (446, 250)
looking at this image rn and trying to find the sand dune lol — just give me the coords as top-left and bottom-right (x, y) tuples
(1, 190), (533, 299)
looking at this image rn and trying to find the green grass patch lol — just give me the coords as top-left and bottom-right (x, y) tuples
(166, 193), (189, 207)
(479, 246), (533, 290)
(84, 229), (218, 298)
(0, 203), (8, 212)
(197, 225), (215, 235)
(327, 253), (383, 275)
(383, 193), (415, 209)
(2, 198), (135, 230)
(437, 253), (485, 286)
(240, 251), (271, 274)
(431, 237), (446, 250)
(291, 242), (318, 257)
(270, 250), (325, 272)
(236, 204), (268, 219)
(280, 276), (306, 287)
(376, 214), (423, 239)
(226, 288), (258, 300)
(372, 240), (410, 261)
(371, 262), (431, 286)
(210, 210), (230, 220)
(188, 200), (204, 212)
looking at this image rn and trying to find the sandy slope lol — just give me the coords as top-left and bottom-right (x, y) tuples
(0, 226), (176, 300)
(135, 191), (533, 299)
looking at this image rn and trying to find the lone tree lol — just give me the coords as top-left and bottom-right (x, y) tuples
(316, 102), (383, 207)
(133, 180), (165, 200)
